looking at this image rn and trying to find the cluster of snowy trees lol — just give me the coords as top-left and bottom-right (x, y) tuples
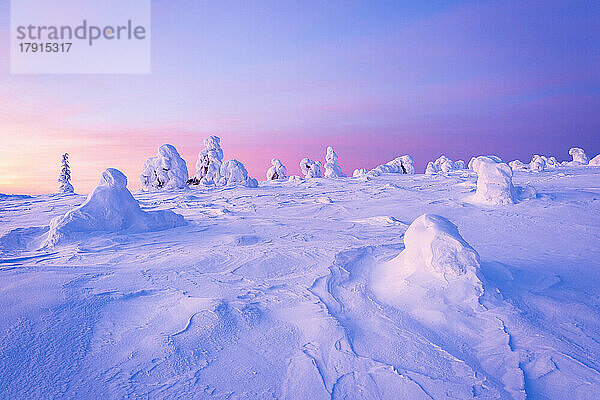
(425, 155), (466, 175)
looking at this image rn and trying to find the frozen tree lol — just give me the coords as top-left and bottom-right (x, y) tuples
(58, 153), (74, 194)
(266, 159), (287, 180)
(219, 159), (258, 187)
(355, 155), (415, 177)
(324, 146), (346, 178)
(471, 156), (516, 205)
(46, 168), (184, 246)
(188, 136), (224, 185)
(510, 155), (560, 172)
(509, 160), (528, 171)
(425, 155), (466, 175)
(568, 147), (589, 165)
(300, 158), (322, 178)
(140, 144), (188, 190)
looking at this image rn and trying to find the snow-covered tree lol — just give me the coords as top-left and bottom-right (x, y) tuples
(300, 158), (322, 178)
(353, 155), (415, 177)
(140, 144), (188, 190)
(324, 146), (346, 178)
(471, 156), (516, 205)
(425, 155), (466, 175)
(568, 147), (589, 165)
(266, 159), (287, 180)
(58, 153), (74, 194)
(219, 159), (258, 187)
(188, 136), (224, 185)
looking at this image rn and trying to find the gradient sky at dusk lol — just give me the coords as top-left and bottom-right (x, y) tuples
(0, 0), (599, 194)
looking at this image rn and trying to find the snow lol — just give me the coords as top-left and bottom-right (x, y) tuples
(42, 168), (185, 246)
(510, 155), (559, 172)
(219, 159), (258, 187)
(323, 146), (346, 178)
(300, 157), (323, 178)
(1, 165), (600, 399)
(470, 156), (517, 205)
(425, 155), (467, 175)
(140, 144), (189, 190)
(266, 158), (287, 180)
(590, 154), (600, 166)
(354, 155), (415, 177)
(569, 147), (589, 165)
(190, 135), (224, 185)
(58, 153), (74, 194)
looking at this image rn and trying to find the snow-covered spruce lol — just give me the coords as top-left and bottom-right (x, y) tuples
(58, 153), (74, 194)
(45, 168), (185, 246)
(266, 159), (287, 180)
(140, 144), (188, 190)
(471, 156), (516, 205)
(568, 147), (589, 165)
(425, 155), (466, 175)
(510, 155), (559, 172)
(300, 158), (322, 178)
(590, 154), (600, 166)
(353, 155), (415, 177)
(219, 159), (258, 187)
(189, 135), (224, 185)
(372, 214), (524, 398)
(323, 146), (346, 178)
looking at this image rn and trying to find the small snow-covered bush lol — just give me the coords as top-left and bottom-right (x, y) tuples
(220, 159), (258, 187)
(300, 158), (322, 178)
(471, 156), (516, 205)
(356, 155), (415, 177)
(140, 144), (188, 190)
(425, 155), (467, 175)
(189, 135), (224, 185)
(324, 146), (346, 178)
(46, 168), (184, 246)
(266, 159), (287, 180)
(568, 147), (589, 165)
(58, 153), (74, 194)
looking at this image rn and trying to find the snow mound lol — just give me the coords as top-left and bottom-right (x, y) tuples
(45, 168), (185, 246)
(569, 147), (589, 165)
(189, 135), (224, 185)
(140, 144), (189, 190)
(590, 154), (600, 166)
(425, 155), (466, 175)
(372, 214), (524, 397)
(323, 146), (346, 178)
(219, 159), (258, 187)
(266, 159), (287, 180)
(300, 158), (322, 178)
(352, 168), (368, 177)
(471, 156), (516, 205)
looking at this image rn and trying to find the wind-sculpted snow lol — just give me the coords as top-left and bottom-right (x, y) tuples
(471, 156), (517, 205)
(190, 135), (224, 185)
(219, 159), (258, 187)
(45, 168), (185, 246)
(324, 146), (346, 178)
(266, 158), (287, 180)
(425, 155), (466, 175)
(590, 154), (600, 166)
(140, 144), (189, 190)
(1, 167), (600, 399)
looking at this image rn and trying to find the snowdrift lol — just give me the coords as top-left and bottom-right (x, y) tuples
(324, 146), (346, 178)
(425, 155), (466, 175)
(45, 168), (185, 246)
(372, 214), (524, 397)
(471, 156), (517, 205)
(353, 155), (414, 177)
(220, 159), (258, 187)
(590, 154), (600, 166)
(300, 158), (322, 178)
(140, 144), (189, 190)
(189, 135), (224, 185)
(266, 159), (287, 180)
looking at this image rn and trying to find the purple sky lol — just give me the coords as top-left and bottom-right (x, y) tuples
(1, 0), (599, 194)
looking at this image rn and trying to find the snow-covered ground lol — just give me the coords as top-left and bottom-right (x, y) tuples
(1, 166), (600, 399)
